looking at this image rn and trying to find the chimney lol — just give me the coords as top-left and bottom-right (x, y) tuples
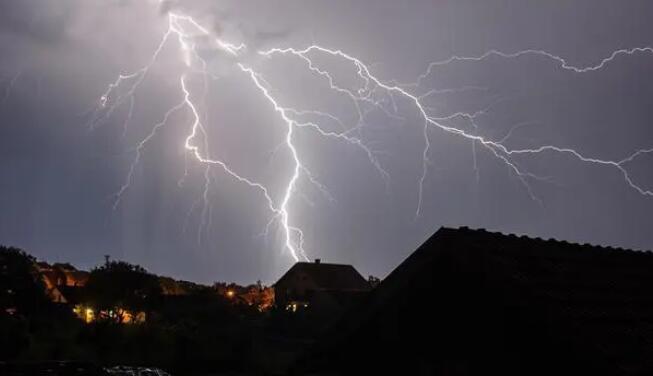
(314, 259), (321, 264)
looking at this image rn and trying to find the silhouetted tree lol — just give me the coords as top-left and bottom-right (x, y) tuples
(0, 246), (48, 315)
(368, 275), (381, 288)
(85, 261), (161, 322)
(0, 246), (60, 360)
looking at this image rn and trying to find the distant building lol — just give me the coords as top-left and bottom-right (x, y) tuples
(274, 259), (371, 316)
(35, 262), (89, 304)
(298, 227), (653, 375)
(214, 281), (275, 311)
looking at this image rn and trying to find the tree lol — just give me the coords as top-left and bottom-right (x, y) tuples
(0, 246), (53, 360)
(84, 261), (162, 322)
(0, 246), (49, 315)
(368, 275), (381, 288)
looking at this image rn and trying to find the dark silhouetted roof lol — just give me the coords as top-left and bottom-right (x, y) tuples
(276, 262), (370, 291)
(298, 227), (653, 376)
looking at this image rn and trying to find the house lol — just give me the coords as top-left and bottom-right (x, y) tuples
(35, 262), (89, 304)
(274, 259), (371, 316)
(297, 227), (653, 375)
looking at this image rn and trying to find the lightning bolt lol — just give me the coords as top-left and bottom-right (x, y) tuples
(96, 4), (653, 264)
(409, 47), (653, 87)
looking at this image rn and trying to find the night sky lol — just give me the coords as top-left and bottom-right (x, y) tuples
(1, 0), (652, 284)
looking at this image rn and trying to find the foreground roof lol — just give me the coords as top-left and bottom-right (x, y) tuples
(298, 227), (653, 375)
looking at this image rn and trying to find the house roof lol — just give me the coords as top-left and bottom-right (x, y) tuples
(297, 227), (653, 375)
(276, 262), (371, 291)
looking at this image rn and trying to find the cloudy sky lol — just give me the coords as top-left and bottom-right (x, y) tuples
(1, 0), (652, 284)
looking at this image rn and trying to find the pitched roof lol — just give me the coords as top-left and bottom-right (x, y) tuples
(298, 227), (653, 375)
(276, 262), (370, 291)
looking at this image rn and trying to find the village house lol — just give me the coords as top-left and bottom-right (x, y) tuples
(35, 262), (89, 304)
(274, 259), (372, 317)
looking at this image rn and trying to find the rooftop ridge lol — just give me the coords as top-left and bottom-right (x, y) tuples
(293, 261), (358, 267)
(442, 226), (651, 255)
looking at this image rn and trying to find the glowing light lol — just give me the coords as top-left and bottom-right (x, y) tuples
(73, 305), (96, 324)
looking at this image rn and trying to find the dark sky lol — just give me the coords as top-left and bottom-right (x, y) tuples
(1, 0), (652, 284)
